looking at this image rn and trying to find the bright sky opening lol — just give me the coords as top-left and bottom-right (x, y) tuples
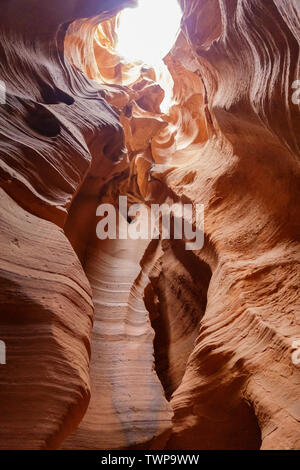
(116, 0), (183, 66)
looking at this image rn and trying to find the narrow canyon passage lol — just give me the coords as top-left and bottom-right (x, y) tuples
(62, 1), (216, 448)
(0, 0), (299, 451)
(62, 1), (300, 450)
(63, 231), (172, 449)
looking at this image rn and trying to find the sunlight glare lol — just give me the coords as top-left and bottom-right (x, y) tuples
(116, 0), (182, 65)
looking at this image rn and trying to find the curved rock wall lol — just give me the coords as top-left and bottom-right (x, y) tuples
(0, 0), (299, 450)
(0, 0), (134, 450)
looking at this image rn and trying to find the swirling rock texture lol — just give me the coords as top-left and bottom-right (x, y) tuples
(0, 0), (299, 450)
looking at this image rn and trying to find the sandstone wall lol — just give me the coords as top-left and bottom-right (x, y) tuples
(0, 0), (299, 450)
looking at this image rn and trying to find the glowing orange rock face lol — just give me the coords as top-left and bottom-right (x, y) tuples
(0, 0), (134, 450)
(63, 0), (299, 450)
(0, 0), (299, 450)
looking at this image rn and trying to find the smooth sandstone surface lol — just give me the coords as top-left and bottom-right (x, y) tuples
(0, 0), (134, 450)
(0, 0), (299, 450)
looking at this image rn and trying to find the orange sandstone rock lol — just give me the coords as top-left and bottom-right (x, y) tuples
(0, 0), (299, 451)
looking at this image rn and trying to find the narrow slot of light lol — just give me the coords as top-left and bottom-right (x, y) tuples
(116, 0), (182, 66)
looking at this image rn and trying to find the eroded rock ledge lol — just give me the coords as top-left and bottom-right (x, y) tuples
(0, 0), (299, 450)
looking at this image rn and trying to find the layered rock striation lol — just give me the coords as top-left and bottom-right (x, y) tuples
(0, 0), (299, 450)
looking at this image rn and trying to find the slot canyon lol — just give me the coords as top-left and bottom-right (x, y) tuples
(0, 0), (299, 451)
